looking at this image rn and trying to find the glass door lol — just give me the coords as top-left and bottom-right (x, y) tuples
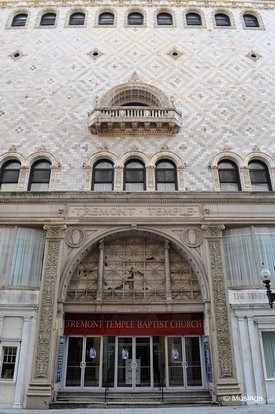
(65, 336), (102, 388)
(116, 337), (152, 389)
(166, 336), (203, 389)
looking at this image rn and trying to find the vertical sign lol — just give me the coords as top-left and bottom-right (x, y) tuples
(56, 336), (65, 383)
(203, 335), (212, 382)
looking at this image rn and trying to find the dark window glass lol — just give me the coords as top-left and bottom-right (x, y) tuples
(215, 13), (231, 27)
(28, 160), (51, 191)
(0, 347), (17, 380)
(69, 12), (85, 26)
(156, 160), (177, 191)
(0, 160), (21, 191)
(243, 14), (259, 28)
(218, 160), (241, 191)
(124, 160), (145, 191)
(186, 12), (202, 26)
(92, 160), (114, 191)
(249, 161), (271, 191)
(11, 13), (28, 27)
(40, 13), (56, 26)
(128, 12), (144, 26)
(157, 13), (173, 26)
(98, 12), (114, 25)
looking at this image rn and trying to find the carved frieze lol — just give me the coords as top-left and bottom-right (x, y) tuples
(201, 224), (225, 239)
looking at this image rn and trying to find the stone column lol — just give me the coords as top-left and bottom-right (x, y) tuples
(26, 225), (66, 409)
(96, 240), (104, 301)
(164, 240), (172, 302)
(201, 225), (241, 405)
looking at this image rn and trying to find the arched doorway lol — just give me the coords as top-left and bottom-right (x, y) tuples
(60, 230), (208, 392)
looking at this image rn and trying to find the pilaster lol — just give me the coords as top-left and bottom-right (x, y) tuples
(26, 225), (66, 409)
(202, 224), (241, 405)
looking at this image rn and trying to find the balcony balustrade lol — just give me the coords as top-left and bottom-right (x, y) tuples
(88, 106), (182, 135)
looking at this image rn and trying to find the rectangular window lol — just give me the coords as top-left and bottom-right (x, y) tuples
(223, 226), (275, 287)
(0, 346), (17, 380)
(262, 332), (275, 378)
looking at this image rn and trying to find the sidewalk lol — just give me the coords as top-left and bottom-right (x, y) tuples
(0, 405), (275, 414)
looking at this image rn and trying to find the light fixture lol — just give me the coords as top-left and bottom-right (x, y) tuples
(262, 264), (275, 308)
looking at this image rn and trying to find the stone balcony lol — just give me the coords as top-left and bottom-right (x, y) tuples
(88, 106), (182, 136)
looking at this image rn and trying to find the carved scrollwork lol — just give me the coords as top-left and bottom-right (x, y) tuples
(44, 225), (67, 239)
(202, 224), (225, 239)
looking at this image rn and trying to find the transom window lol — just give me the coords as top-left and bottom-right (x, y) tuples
(215, 13), (231, 27)
(28, 160), (51, 191)
(11, 13), (28, 27)
(249, 160), (271, 191)
(186, 12), (202, 26)
(40, 12), (56, 26)
(124, 160), (145, 191)
(69, 12), (85, 26)
(0, 160), (21, 191)
(128, 12), (144, 26)
(218, 160), (241, 191)
(92, 160), (114, 191)
(157, 12), (173, 26)
(243, 14), (259, 28)
(156, 160), (177, 191)
(98, 12), (114, 25)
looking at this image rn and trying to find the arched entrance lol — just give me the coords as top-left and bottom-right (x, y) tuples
(60, 229), (209, 393)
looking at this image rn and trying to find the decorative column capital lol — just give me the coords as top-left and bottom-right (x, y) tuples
(201, 224), (225, 239)
(43, 225), (67, 239)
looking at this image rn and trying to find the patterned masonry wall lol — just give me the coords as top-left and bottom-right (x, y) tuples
(0, 2), (275, 191)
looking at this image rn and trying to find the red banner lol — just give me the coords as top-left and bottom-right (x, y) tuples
(64, 313), (204, 335)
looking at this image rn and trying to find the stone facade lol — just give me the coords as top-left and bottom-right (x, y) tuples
(0, 0), (275, 409)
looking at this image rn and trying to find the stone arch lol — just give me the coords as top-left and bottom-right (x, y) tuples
(125, 8), (147, 27)
(210, 150), (244, 191)
(83, 151), (118, 191)
(0, 150), (25, 167)
(155, 8), (175, 27)
(213, 9), (235, 28)
(96, 8), (116, 26)
(241, 9), (264, 30)
(244, 150), (274, 168)
(184, 9), (206, 28)
(7, 9), (29, 28)
(25, 150), (60, 168)
(59, 226), (210, 303)
(119, 150), (150, 168)
(151, 150), (185, 169)
(98, 79), (172, 108)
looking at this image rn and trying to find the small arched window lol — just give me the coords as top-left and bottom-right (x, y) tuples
(128, 12), (144, 26)
(124, 160), (145, 191)
(215, 13), (231, 27)
(11, 13), (28, 27)
(156, 160), (177, 191)
(92, 160), (114, 191)
(157, 13), (173, 26)
(0, 160), (21, 191)
(98, 12), (114, 25)
(186, 12), (202, 26)
(243, 14), (259, 28)
(40, 12), (56, 27)
(249, 161), (271, 191)
(28, 160), (51, 191)
(69, 12), (85, 26)
(218, 160), (241, 191)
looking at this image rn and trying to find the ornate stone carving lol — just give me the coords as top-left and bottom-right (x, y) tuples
(201, 224), (225, 239)
(44, 225), (67, 239)
(146, 166), (155, 190)
(181, 227), (203, 247)
(18, 166), (29, 190)
(65, 227), (86, 247)
(203, 225), (234, 379)
(241, 166), (252, 190)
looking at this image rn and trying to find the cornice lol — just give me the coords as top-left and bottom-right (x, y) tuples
(0, 191), (275, 205)
(0, 0), (274, 10)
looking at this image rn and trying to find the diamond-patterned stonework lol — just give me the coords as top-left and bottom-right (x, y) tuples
(0, 3), (275, 191)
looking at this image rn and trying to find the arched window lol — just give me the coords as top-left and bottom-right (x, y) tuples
(0, 160), (21, 191)
(157, 13), (173, 26)
(249, 160), (271, 191)
(243, 14), (259, 28)
(215, 13), (231, 27)
(11, 13), (28, 27)
(92, 160), (114, 191)
(186, 12), (202, 26)
(28, 160), (51, 191)
(218, 160), (241, 191)
(40, 12), (56, 26)
(156, 160), (177, 191)
(128, 12), (144, 26)
(69, 12), (85, 26)
(98, 12), (114, 25)
(124, 160), (145, 191)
